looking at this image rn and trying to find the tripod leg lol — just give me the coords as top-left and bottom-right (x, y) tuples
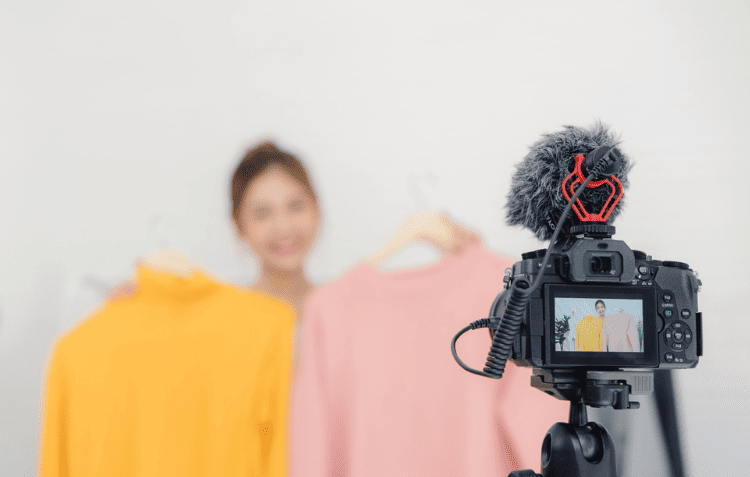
(653, 370), (687, 477)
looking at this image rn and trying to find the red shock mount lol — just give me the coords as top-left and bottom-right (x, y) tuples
(562, 154), (623, 222)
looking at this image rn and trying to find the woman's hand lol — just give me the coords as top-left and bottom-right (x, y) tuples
(105, 258), (143, 301)
(106, 279), (139, 301)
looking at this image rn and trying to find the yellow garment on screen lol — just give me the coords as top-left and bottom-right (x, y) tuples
(576, 316), (603, 352)
(39, 266), (294, 477)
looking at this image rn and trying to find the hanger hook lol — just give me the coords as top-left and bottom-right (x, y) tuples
(407, 171), (438, 210)
(146, 212), (173, 249)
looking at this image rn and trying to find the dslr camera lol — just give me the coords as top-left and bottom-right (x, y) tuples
(491, 223), (702, 372)
(451, 127), (703, 476)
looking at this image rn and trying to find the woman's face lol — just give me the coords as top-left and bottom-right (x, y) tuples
(235, 166), (319, 272)
(596, 302), (606, 317)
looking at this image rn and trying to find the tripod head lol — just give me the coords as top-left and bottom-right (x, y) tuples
(509, 369), (654, 477)
(531, 368), (654, 410)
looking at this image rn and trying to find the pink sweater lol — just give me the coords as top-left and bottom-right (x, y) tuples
(289, 245), (567, 476)
(603, 312), (640, 352)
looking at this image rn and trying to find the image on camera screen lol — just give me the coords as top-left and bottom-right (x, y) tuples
(554, 298), (644, 353)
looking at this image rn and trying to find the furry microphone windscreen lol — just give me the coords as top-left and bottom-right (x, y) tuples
(505, 121), (633, 242)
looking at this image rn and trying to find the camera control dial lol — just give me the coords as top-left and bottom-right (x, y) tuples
(664, 322), (693, 351)
(663, 261), (690, 270)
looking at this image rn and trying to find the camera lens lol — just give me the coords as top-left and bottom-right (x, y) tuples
(591, 256), (612, 274)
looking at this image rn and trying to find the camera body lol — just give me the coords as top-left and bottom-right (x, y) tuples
(492, 226), (702, 370)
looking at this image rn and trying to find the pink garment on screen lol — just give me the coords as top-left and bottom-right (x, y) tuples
(289, 244), (568, 477)
(602, 312), (640, 352)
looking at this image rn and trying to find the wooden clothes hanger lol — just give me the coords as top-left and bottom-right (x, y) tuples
(365, 210), (456, 267)
(141, 248), (201, 279)
(366, 172), (482, 267)
(138, 213), (201, 279)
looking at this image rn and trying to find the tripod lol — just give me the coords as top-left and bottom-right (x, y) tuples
(508, 368), (654, 477)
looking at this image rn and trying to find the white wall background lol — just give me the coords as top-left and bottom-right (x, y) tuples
(2, 1), (748, 475)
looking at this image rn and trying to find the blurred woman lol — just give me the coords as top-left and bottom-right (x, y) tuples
(111, 140), (479, 318)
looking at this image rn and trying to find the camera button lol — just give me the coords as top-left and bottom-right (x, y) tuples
(683, 327), (692, 345)
(681, 309), (691, 320)
(673, 322), (683, 329)
(663, 292), (673, 303)
(665, 353), (675, 363)
(664, 309), (674, 319)
(671, 342), (685, 350)
(673, 331), (684, 341)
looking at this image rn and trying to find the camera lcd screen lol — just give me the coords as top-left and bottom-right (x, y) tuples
(546, 285), (658, 367)
(554, 298), (643, 353)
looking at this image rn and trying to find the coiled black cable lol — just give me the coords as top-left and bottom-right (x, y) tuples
(483, 278), (530, 377)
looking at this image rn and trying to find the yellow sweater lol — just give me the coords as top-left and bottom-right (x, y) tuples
(39, 266), (294, 477)
(576, 316), (603, 352)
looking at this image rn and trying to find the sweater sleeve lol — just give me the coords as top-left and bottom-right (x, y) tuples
(256, 307), (295, 477)
(289, 294), (343, 477)
(39, 340), (69, 477)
